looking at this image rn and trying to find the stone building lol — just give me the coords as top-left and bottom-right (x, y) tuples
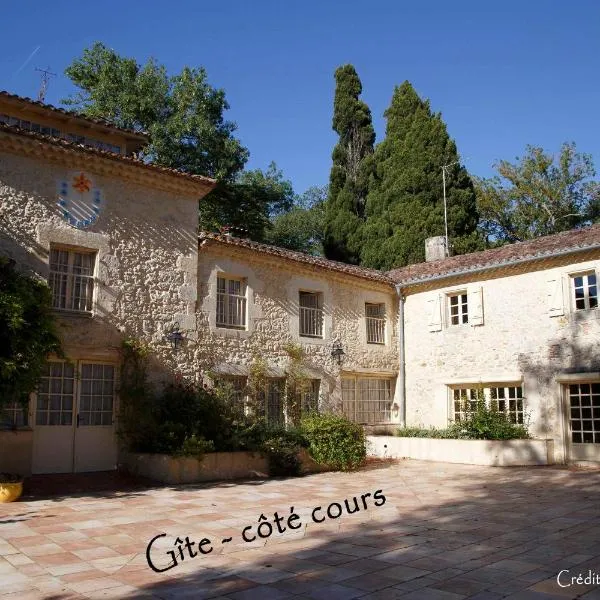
(1, 92), (599, 473)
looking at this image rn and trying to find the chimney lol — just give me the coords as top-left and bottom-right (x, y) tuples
(425, 236), (447, 262)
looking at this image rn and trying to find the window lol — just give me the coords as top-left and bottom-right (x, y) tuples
(214, 376), (247, 404)
(568, 383), (600, 444)
(448, 292), (468, 325)
(297, 379), (320, 414)
(78, 364), (115, 426)
(571, 272), (598, 311)
(342, 377), (394, 424)
(216, 276), (247, 329)
(265, 379), (285, 425)
(366, 303), (386, 344)
(36, 361), (115, 427)
(49, 247), (95, 312)
(451, 384), (524, 424)
(299, 291), (323, 338)
(1, 401), (28, 429)
(36, 362), (75, 426)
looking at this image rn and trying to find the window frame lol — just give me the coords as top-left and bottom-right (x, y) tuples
(0, 401), (29, 430)
(447, 291), (469, 326)
(49, 246), (96, 314)
(449, 383), (524, 425)
(298, 290), (324, 338)
(341, 375), (395, 424)
(216, 275), (248, 330)
(365, 302), (386, 345)
(570, 270), (598, 312)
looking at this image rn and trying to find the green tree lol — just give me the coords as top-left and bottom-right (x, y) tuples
(0, 258), (62, 422)
(475, 142), (600, 244)
(200, 162), (295, 241)
(323, 65), (375, 264)
(361, 81), (481, 270)
(64, 42), (248, 180)
(266, 186), (327, 255)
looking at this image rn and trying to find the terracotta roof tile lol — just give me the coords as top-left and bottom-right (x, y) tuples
(199, 232), (394, 285)
(0, 91), (147, 139)
(0, 122), (215, 190)
(387, 224), (600, 285)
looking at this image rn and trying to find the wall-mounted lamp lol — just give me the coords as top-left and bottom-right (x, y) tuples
(165, 323), (185, 351)
(330, 340), (345, 366)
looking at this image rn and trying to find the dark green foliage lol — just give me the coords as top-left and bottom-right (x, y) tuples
(324, 65), (375, 263)
(200, 162), (295, 241)
(300, 413), (366, 470)
(476, 142), (600, 244)
(396, 397), (530, 441)
(361, 81), (482, 269)
(266, 186), (327, 255)
(0, 257), (62, 419)
(64, 42), (248, 180)
(261, 428), (307, 477)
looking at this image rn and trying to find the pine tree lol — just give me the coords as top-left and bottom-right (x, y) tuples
(323, 65), (375, 263)
(360, 81), (481, 270)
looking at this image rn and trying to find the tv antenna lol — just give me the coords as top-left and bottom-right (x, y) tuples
(35, 67), (56, 103)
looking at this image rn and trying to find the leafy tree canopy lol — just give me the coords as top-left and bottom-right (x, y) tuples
(266, 186), (327, 255)
(64, 42), (248, 181)
(475, 142), (600, 244)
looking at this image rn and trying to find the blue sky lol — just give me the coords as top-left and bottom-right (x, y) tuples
(1, 0), (599, 194)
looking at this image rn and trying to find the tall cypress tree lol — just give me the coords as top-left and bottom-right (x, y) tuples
(360, 81), (481, 270)
(323, 65), (375, 263)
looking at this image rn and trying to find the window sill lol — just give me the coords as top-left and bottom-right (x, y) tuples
(216, 324), (247, 331)
(366, 341), (386, 346)
(52, 309), (93, 319)
(0, 426), (33, 433)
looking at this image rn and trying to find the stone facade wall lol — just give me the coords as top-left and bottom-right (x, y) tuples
(0, 150), (201, 381)
(194, 243), (400, 415)
(402, 254), (600, 462)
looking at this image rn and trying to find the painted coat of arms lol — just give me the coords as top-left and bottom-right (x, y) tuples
(57, 172), (103, 228)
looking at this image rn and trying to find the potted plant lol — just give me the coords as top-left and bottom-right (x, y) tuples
(0, 257), (62, 501)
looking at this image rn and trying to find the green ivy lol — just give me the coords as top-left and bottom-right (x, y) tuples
(0, 257), (62, 420)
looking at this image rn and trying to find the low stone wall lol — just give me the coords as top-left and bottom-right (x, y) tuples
(367, 435), (555, 466)
(0, 430), (33, 476)
(120, 448), (328, 484)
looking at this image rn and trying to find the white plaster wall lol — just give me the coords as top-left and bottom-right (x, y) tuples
(403, 257), (600, 462)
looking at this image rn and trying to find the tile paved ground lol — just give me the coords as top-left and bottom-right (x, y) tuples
(1, 460), (600, 599)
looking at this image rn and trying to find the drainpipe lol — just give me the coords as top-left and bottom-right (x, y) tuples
(396, 286), (406, 427)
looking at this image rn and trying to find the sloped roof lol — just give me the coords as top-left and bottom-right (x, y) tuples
(387, 224), (600, 285)
(199, 232), (394, 285)
(0, 91), (147, 140)
(0, 122), (215, 193)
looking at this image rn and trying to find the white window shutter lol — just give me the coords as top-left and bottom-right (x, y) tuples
(469, 286), (484, 326)
(547, 277), (565, 317)
(428, 295), (442, 332)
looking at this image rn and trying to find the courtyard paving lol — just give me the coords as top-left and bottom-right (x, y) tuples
(1, 460), (600, 600)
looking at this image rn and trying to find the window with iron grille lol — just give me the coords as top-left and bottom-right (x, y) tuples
(448, 292), (468, 325)
(299, 291), (323, 338)
(214, 376), (248, 404)
(1, 401), (28, 429)
(298, 379), (320, 415)
(365, 303), (386, 344)
(216, 276), (247, 329)
(341, 377), (394, 424)
(451, 385), (524, 424)
(49, 248), (95, 313)
(265, 378), (285, 425)
(571, 272), (598, 311)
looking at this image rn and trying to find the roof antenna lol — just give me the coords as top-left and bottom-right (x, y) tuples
(35, 66), (56, 103)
